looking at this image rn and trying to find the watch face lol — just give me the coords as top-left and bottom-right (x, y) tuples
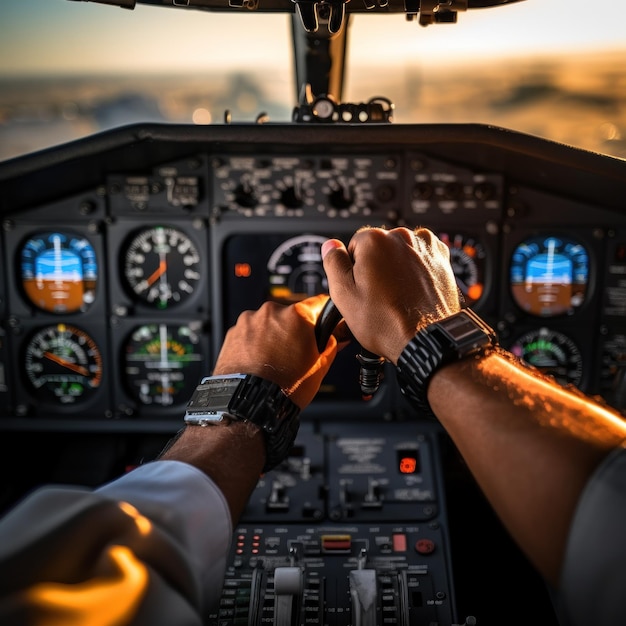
(186, 375), (244, 414)
(436, 309), (496, 352)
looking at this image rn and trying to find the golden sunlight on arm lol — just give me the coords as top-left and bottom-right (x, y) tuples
(428, 348), (626, 586)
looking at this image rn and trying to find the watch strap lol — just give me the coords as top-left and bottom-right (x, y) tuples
(185, 374), (300, 472)
(396, 308), (497, 419)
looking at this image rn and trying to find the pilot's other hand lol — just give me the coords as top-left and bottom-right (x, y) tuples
(213, 294), (339, 409)
(322, 226), (461, 364)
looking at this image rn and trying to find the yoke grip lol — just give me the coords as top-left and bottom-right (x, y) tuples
(315, 297), (345, 352)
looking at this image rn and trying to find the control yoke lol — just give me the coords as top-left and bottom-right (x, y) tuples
(315, 297), (386, 400)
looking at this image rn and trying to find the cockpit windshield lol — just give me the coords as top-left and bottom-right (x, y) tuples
(1, 0), (625, 161)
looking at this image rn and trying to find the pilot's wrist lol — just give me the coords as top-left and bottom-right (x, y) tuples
(183, 373), (301, 473)
(396, 309), (498, 418)
(159, 421), (266, 477)
(158, 421), (266, 524)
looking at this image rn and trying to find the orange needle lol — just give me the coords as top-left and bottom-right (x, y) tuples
(43, 351), (89, 377)
(146, 259), (167, 286)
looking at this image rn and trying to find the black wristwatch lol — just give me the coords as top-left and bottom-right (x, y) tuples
(396, 308), (497, 419)
(184, 373), (301, 473)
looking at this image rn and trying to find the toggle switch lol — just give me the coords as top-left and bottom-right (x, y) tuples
(267, 480), (290, 512)
(362, 477), (383, 509)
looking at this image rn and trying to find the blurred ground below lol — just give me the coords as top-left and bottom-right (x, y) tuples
(1, 49), (624, 161)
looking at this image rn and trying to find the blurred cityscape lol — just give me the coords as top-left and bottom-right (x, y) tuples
(1, 49), (625, 162)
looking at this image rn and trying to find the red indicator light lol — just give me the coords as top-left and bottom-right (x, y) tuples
(234, 263), (252, 277)
(393, 533), (407, 552)
(399, 456), (417, 474)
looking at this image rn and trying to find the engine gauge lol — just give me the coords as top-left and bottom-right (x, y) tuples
(510, 235), (589, 317)
(122, 225), (202, 309)
(267, 234), (329, 303)
(509, 327), (583, 387)
(19, 231), (98, 313)
(123, 323), (204, 407)
(23, 323), (103, 404)
(438, 232), (486, 305)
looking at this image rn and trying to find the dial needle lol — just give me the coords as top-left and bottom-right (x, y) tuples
(44, 351), (89, 377)
(146, 259), (167, 286)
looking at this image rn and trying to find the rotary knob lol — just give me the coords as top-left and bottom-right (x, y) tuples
(327, 178), (355, 210)
(233, 179), (259, 208)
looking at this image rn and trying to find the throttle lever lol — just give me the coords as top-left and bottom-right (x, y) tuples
(315, 298), (385, 400)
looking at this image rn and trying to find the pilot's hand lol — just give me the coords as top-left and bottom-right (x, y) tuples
(213, 294), (339, 409)
(321, 226), (461, 364)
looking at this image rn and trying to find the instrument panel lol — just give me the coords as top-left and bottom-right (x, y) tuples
(1, 122), (625, 625)
(1, 123), (625, 425)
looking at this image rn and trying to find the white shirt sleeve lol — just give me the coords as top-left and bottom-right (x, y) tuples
(0, 460), (233, 625)
(558, 446), (626, 626)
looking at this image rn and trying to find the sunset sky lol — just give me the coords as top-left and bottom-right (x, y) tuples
(1, 0), (625, 76)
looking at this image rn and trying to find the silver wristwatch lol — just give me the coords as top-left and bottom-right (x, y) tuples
(184, 373), (301, 472)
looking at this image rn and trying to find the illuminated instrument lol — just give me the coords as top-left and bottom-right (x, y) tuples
(123, 322), (204, 407)
(267, 234), (330, 303)
(438, 232), (487, 306)
(509, 327), (584, 387)
(121, 225), (202, 310)
(22, 323), (103, 405)
(19, 231), (98, 314)
(509, 234), (590, 317)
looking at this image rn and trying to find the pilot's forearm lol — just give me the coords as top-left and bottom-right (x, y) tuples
(158, 294), (337, 526)
(159, 422), (265, 525)
(428, 348), (626, 586)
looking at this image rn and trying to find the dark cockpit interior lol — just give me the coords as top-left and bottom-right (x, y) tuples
(1, 1), (625, 624)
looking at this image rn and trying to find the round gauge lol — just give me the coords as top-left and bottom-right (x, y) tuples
(123, 323), (204, 407)
(510, 235), (589, 317)
(122, 225), (202, 309)
(23, 323), (103, 404)
(19, 231), (98, 313)
(438, 232), (486, 306)
(267, 234), (329, 303)
(509, 327), (583, 387)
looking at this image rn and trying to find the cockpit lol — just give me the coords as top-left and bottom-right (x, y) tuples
(1, 1), (625, 624)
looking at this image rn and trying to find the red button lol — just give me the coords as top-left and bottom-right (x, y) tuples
(415, 538), (435, 554)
